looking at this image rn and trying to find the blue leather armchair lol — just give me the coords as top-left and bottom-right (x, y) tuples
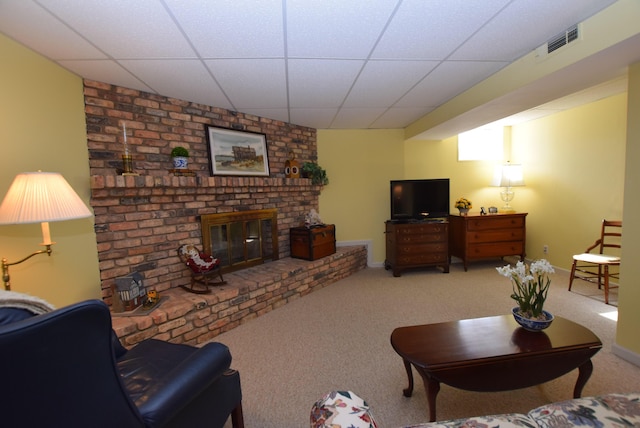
(0, 299), (243, 428)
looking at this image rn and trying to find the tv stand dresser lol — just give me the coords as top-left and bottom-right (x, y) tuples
(448, 212), (527, 271)
(384, 220), (449, 277)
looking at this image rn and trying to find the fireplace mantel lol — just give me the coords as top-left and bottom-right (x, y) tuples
(90, 175), (317, 190)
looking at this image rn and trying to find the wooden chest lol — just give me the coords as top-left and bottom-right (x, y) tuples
(290, 224), (336, 260)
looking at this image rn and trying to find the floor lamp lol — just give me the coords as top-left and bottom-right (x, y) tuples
(491, 163), (525, 213)
(0, 171), (92, 291)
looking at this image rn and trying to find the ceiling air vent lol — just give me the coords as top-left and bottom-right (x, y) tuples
(547, 24), (579, 54)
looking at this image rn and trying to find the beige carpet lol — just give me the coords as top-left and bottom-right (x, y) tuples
(217, 260), (638, 427)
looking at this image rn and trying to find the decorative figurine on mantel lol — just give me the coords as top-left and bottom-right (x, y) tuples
(304, 209), (324, 228)
(285, 152), (300, 178)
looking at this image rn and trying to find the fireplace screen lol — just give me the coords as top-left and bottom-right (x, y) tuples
(201, 209), (279, 273)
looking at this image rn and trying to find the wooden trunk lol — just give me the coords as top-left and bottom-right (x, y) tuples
(290, 225), (336, 260)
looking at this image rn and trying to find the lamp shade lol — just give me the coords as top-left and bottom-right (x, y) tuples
(0, 172), (92, 224)
(491, 164), (525, 187)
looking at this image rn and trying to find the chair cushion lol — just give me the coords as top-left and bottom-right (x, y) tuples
(573, 253), (620, 264)
(0, 307), (35, 325)
(311, 390), (378, 428)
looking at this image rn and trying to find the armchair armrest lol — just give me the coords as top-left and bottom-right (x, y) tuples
(118, 340), (232, 427)
(584, 238), (602, 253)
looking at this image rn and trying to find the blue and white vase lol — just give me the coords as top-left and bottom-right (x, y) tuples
(172, 156), (188, 170)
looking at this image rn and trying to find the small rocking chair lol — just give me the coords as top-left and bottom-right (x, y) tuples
(177, 244), (226, 294)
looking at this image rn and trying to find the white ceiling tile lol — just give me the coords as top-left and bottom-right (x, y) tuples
(36, 0), (197, 58)
(343, 60), (439, 107)
(451, 0), (618, 61)
(330, 108), (389, 129)
(372, 0), (511, 60)
(0, 0), (106, 60)
(289, 109), (338, 129)
(286, 0), (398, 58)
(205, 59), (287, 108)
(57, 60), (154, 93)
(371, 107), (435, 129)
(118, 59), (232, 109)
(396, 61), (507, 108)
(288, 59), (364, 108)
(165, 0), (285, 58)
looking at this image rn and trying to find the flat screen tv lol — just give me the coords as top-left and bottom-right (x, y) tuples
(390, 178), (450, 221)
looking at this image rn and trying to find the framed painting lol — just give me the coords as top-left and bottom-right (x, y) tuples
(206, 126), (270, 176)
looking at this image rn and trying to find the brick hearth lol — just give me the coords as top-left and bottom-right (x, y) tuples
(113, 246), (367, 347)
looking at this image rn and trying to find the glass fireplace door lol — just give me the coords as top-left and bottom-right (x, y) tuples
(201, 209), (279, 273)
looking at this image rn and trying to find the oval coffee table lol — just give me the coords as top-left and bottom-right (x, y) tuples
(390, 315), (602, 422)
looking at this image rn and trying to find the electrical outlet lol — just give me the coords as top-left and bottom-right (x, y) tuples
(543, 245), (549, 254)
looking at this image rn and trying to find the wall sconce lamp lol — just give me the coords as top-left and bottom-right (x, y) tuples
(0, 172), (92, 290)
(491, 162), (525, 213)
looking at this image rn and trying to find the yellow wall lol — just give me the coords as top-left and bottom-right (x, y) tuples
(317, 129), (405, 263)
(616, 62), (640, 355)
(510, 93), (626, 267)
(0, 34), (101, 307)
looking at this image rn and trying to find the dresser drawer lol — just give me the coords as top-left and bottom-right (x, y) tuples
(397, 252), (448, 266)
(397, 242), (447, 255)
(397, 232), (447, 244)
(468, 242), (524, 258)
(396, 224), (447, 236)
(466, 216), (525, 231)
(467, 229), (525, 244)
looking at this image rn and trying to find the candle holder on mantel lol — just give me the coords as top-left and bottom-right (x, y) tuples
(121, 154), (137, 175)
(120, 121), (139, 176)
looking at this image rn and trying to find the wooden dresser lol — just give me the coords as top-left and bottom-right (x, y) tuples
(384, 221), (449, 277)
(448, 213), (527, 271)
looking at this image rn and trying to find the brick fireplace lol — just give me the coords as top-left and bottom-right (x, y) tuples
(85, 80), (323, 306)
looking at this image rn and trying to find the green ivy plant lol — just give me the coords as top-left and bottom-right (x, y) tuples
(302, 162), (329, 186)
(171, 146), (189, 157)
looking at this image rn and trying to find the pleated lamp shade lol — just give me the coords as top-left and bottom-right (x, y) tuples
(0, 172), (92, 224)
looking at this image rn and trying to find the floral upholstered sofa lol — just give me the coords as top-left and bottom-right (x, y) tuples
(311, 391), (640, 428)
(404, 393), (640, 428)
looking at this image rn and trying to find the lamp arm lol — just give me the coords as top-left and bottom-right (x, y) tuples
(2, 245), (52, 291)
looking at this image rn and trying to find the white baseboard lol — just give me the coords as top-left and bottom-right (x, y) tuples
(612, 342), (640, 368)
(337, 240), (382, 267)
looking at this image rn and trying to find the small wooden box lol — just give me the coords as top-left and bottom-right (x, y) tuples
(290, 224), (336, 261)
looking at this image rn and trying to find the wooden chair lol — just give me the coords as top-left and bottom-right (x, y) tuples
(568, 219), (622, 304)
(177, 244), (226, 294)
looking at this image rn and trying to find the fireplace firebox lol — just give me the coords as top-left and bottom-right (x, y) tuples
(201, 209), (279, 273)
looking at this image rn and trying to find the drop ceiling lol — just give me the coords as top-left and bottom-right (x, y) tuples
(0, 0), (633, 136)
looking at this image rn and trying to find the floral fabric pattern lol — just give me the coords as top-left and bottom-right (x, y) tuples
(399, 393), (640, 428)
(311, 390), (379, 428)
(402, 413), (537, 428)
(528, 394), (640, 428)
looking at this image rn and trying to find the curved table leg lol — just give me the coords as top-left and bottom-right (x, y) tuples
(574, 359), (594, 398)
(415, 367), (441, 422)
(402, 359), (414, 397)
